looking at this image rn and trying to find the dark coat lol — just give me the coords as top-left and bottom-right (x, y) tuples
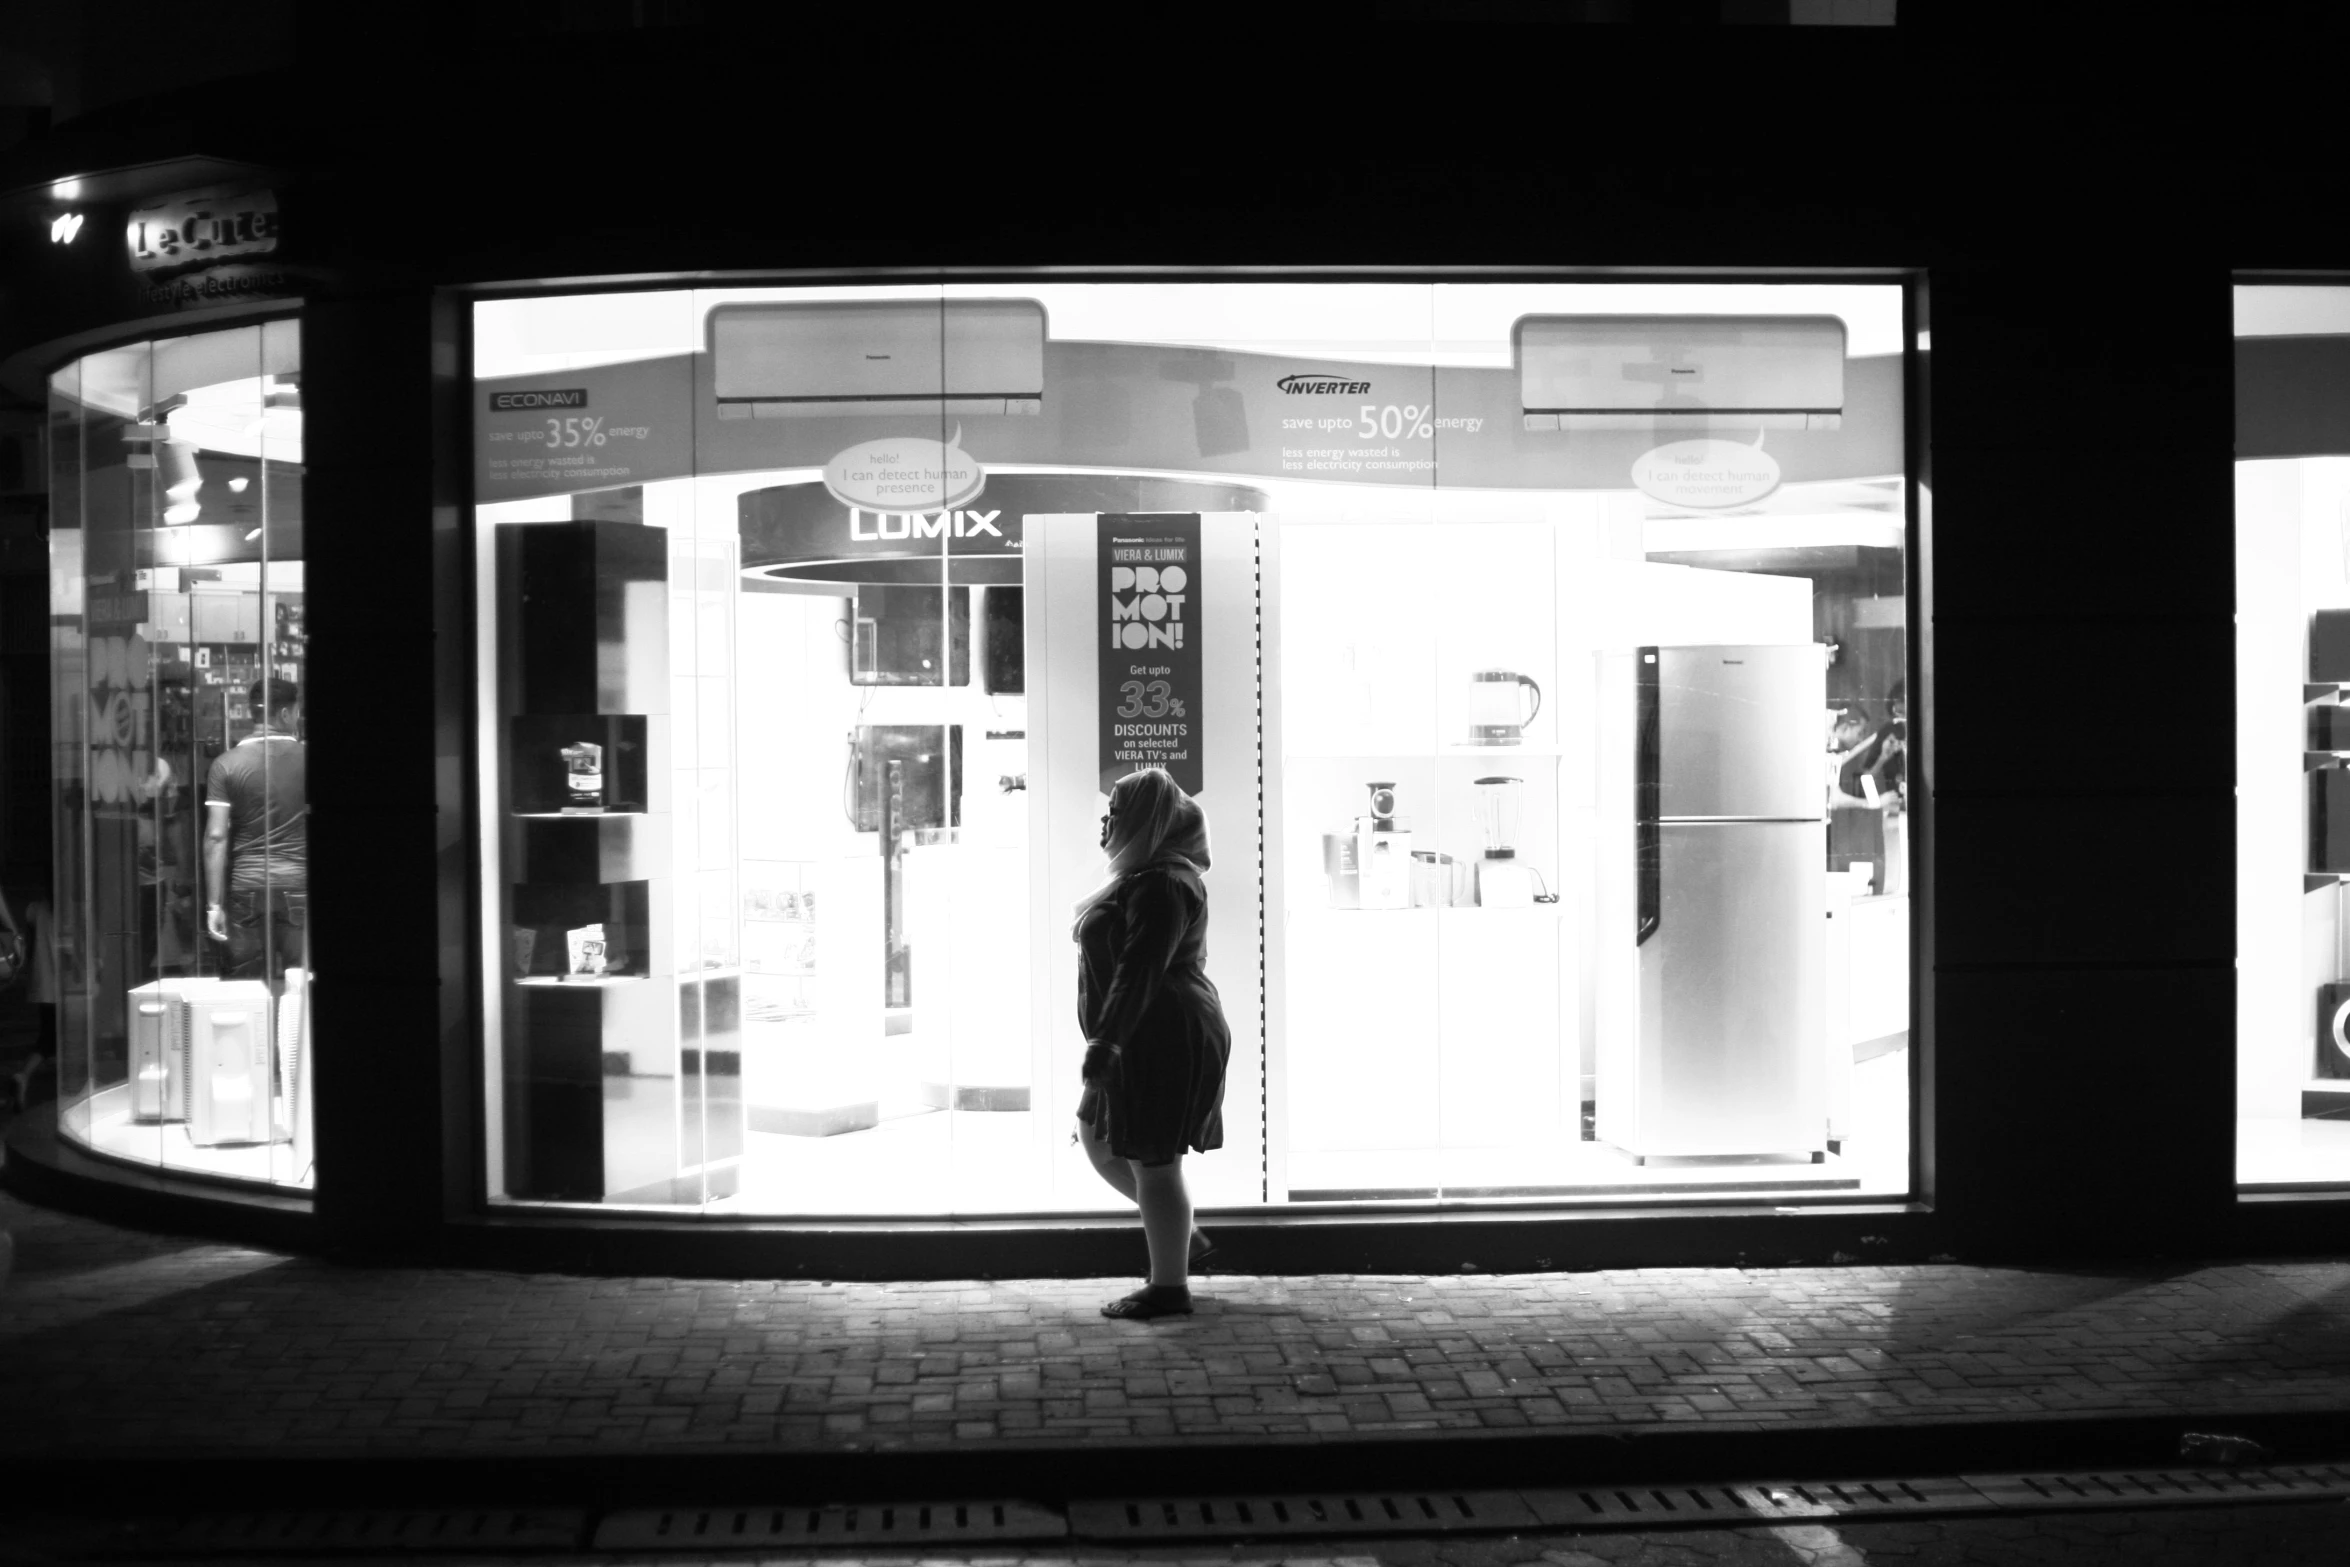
(1076, 862), (1230, 1164)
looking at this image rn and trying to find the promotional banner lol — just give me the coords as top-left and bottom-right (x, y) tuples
(1099, 514), (1204, 796)
(474, 355), (694, 505)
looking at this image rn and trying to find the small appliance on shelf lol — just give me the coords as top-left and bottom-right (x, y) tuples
(1467, 669), (1542, 746)
(1323, 780), (1414, 909)
(1472, 775), (1536, 907)
(561, 741), (603, 812)
(1355, 780), (1414, 910)
(1410, 850), (1468, 908)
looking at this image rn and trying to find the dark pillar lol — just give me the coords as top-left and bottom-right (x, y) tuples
(300, 285), (473, 1246)
(1925, 262), (2238, 1260)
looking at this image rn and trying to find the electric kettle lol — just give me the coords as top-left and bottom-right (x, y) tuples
(1468, 670), (1542, 745)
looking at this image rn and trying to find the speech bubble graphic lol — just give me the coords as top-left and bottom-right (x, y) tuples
(1630, 436), (1782, 510)
(822, 429), (986, 514)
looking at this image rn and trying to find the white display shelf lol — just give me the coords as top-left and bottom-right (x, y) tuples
(1281, 742), (1564, 760)
(514, 973), (651, 988)
(1438, 742), (1563, 759)
(1289, 901), (1562, 918)
(509, 809), (652, 819)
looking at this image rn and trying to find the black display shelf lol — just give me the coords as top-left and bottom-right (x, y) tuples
(491, 509), (742, 1206)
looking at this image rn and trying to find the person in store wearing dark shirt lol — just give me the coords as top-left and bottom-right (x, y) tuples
(204, 678), (307, 983)
(1836, 677), (1907, 808)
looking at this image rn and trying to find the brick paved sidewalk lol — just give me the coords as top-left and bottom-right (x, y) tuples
(5, 1186), (2350, 1464)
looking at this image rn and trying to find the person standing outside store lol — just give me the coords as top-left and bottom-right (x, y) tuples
(1073, 768), (1231, 1320)
(203, 678), (307, 983)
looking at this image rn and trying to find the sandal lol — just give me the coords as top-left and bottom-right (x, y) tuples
(1101, 1284), (1193, 1320)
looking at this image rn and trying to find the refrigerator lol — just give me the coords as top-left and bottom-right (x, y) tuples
(1596, 644), (1826, 1160)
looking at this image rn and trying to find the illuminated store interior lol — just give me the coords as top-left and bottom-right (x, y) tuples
(473, 282), (1914, 1217)
(48, 320), (312, 1190)
(2236, 282), (2350, 1188)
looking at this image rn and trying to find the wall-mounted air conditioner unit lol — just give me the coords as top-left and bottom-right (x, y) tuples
(710, 299), (1047, 420)
(1515, 316), (1846, 432)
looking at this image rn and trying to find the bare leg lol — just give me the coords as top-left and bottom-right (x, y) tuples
(1133, 1158), (1193, 1287)
(1083, 1115), (1210, 1269)
(1078, 1113), (1139, 1203)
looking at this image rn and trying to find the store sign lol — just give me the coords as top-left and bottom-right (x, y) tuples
(846, 509), (1001, 541)
(127, 186), (280, 273)
(1630, 438), (1782, 510)
(822, 434), (985, 514)
(489, 388), (587, 411)
(1099, 514), (1204, 796)
(139, 263), (299, 313)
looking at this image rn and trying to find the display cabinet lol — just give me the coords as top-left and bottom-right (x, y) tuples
(2304, 609), (2350, 1121)
(494, 510), (742, 1203)
(1271, 520), (1573, 1198)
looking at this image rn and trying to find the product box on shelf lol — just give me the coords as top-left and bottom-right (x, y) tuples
(1356, 826), (1414, 910)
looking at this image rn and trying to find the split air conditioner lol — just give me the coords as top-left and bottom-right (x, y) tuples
(710, 299), (1046, 420)
(129, 979), (188, 1122)
(1515, 315), (1846, 432)
(181, 978), (277, 1147)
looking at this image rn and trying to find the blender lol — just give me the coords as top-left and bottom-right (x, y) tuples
(1472, 775), (1535, 907)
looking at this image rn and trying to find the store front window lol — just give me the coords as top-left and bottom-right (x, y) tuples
(473, 281), (1913, 1216)
(2237, 282), (2350, 1187)
(49, 319), (312, 1189)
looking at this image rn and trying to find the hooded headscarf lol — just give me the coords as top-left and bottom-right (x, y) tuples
(1071, 768), (1211, 939)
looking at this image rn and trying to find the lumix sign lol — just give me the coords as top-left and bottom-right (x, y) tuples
(1276, 373), (1372, 396)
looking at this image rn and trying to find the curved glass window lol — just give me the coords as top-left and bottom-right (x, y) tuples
(48, 320), (311, 1189)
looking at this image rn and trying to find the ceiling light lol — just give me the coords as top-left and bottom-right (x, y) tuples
(227, 477), (249, 493)
(244, 528), (263, 541)
(163, 502), (200, 526)
(52, 179), (82, 201)
(49, 213), (83, 244)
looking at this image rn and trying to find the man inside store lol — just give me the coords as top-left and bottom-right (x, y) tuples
(203, 677), (307, 983)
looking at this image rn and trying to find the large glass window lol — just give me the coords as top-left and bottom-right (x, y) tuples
(2236, 283), (2350, 1187)
(474, 281), (1912, 1215)
(50, 320), (311, 1189)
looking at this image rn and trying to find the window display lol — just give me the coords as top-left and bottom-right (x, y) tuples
(49, 320), (312, 1189)
(2236, 282), (2350, 1187)
(474, 282), (1912, 1216)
